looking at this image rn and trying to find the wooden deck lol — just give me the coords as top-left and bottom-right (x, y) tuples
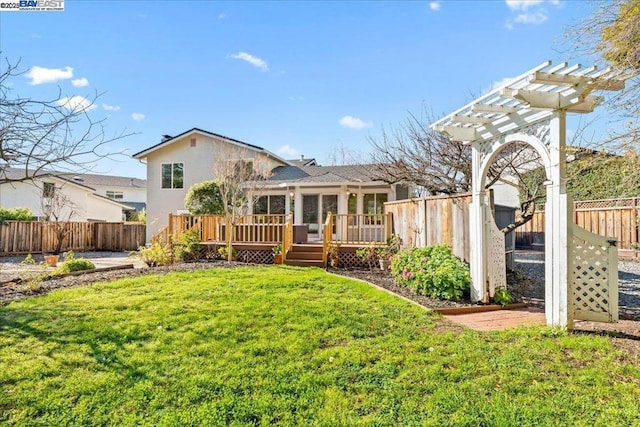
(442, 307), (546, 331)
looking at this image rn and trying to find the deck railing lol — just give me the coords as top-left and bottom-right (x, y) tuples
(322, 213), (333, 265)
(282, 215), (293, 261)
(152, 213), (289, 245)
(331, 213), (392, 244)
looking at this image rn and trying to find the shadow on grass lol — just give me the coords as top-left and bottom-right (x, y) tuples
(0, 305), (152, 380)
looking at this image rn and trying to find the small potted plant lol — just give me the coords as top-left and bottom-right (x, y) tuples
(217, 245), (238, 261)
(327, 242), (341, 268)
(272, 243), (283, 264)
(378, 248), (392, 271)
(379, 234), (402, 271)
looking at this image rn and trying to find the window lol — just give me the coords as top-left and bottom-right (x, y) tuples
(106, 191), (124, 200)
(161, 163), (184, 189)
(43, 182), (55, 198)
(231, 160), (254, 179)
(254, 195), (286, 215)
(363, 193), (388, 215)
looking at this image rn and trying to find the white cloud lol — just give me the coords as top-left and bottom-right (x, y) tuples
(131, 113), (146, 121)
(288, 96), (305, 101)
(218, 13), (227, 19)
(277, 144), (302, 158)
(102, 103), (120, 111)
(504, 0), (558, 29)
(505, 0), (544, 11)
(230, 52), (269, 71)
(56, 96), (96, 112)
(514, 10), (547, 24)
(71, 77), (89, 87)
(339, 115), (372, 130)
(486, 76), (516, 93)
(429, 1), (441, 11)
(25, 65), (73, 85)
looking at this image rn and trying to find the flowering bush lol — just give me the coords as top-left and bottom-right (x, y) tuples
(390, 245), (470, 300)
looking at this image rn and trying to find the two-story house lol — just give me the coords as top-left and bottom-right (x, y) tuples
(133, 128), (410, 242)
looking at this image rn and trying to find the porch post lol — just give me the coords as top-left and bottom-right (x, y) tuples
(469, 143), (488, 302)
(546, 111), (571, 328)
(294, 190), (303, 224)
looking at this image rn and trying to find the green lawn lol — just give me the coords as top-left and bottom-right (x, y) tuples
(1, 266), (639, 426)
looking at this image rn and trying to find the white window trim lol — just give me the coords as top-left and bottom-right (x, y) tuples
(161, 162), (185, 189)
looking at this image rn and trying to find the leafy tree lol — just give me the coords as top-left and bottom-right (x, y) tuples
(184, 180), (224, 215)
(566, 0), (640, 149)
(521, 149), (640, 202)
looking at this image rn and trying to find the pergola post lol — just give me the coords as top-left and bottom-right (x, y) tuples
(545, 112), (572, 328)
(469, 144), (488, 302)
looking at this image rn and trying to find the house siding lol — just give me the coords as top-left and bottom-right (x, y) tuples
(144, 133), (286, 241)
(0, 178), (125, 222)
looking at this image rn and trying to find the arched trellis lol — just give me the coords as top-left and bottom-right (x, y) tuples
(432, 61), (632, 328)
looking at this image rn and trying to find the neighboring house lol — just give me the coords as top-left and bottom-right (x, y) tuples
(0, 168), (139, 222)
(58, 173), (147, 217)
(133, 128), (411, 242)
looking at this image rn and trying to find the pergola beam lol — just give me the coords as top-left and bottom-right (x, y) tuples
(471, 104), (518, 115)
(452, 115), (493, 124)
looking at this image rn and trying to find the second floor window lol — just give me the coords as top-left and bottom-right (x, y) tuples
(106, 191), (124, 200)
(162, 163), (184, 189)
(43, 182), (55, 198)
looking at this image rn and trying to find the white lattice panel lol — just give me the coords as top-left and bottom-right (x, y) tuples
(570, 225), (618, 322)
(487, 214), (506, 297)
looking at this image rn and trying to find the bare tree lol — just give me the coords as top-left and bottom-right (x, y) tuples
(369, 111), (471, 196)
(368, 109), (546, 233)
(212, 146), (272, 262)
(1, 59), (132, 183)
(40, 183), (78, 255)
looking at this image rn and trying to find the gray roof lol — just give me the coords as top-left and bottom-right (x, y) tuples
(268, 164), (383, 185)
(287, 158), (317, 167)
(0, 167), (145, 189)
(58, 173), (146, 189)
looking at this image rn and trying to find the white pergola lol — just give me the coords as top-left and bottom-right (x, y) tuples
(431, 61), (632, 328)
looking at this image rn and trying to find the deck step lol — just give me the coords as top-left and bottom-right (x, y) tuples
(284, 259), (326, 268)
(290, 244), (323, 253)
(285, 251), (324, 261)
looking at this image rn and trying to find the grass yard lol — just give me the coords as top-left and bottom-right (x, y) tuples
(1, 266), (640, 426)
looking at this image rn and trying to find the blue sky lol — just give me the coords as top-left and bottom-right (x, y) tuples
(1, 0), (598, 179)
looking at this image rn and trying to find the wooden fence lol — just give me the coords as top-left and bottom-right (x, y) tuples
(0, 221), (146, 255)
(515, 197), (640, 258)
(384, 193), (471, 262)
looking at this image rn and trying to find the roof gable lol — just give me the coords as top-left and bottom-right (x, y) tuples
(132, 127), (291, 166)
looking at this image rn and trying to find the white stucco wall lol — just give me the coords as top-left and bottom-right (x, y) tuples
(490, 181), (520, 208)
(92, 184), (146, 203)
(143, 132), (286, 241)
(0, 178), (125, 222)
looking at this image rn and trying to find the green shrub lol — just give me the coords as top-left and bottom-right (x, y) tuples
(493, 287), (514, 307)
(390, 245), (470, 301)
(135, 243), (173, 267)
(0, 207), (34, 222)
(218, 245), (238, 260)
(356, 246), (380, 271)
(173, 230), (202, 262)
(54, 258), (96, 275)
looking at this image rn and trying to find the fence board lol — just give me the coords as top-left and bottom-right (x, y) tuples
(385, 193), (472, 262)
(515, 197), (640, 258)
(0, 221), (146, 255)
